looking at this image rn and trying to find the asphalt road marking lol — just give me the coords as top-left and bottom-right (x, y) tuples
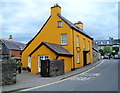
(20, 60), (104, 91)
(70, 73), (101, 81)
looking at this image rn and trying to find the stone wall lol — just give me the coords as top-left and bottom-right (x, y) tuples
(0, 58), (17, 86)
(49, 59), (64, 77)
(93, 49), (101, 62)
(41, 59), (64, 77)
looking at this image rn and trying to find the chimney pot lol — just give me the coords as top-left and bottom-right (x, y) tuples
(51, 4), (61, 16)
(9, 35), (12, 39)
(74, 21), (84, 30)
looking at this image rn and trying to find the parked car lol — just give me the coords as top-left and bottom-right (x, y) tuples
(114, 55), (120, 59)
(103, 56), (109, 59)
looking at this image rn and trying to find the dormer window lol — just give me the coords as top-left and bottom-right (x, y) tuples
(107, 41), (109, 44)
(95, 42), (98, 44)
(58, 21), (62, 27)
(101, 41), (103, 44)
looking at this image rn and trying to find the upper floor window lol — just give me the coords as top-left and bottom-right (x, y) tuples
(88, 41), (90, 50)
(107, 41), (109, 44)
(83, 38), (86, 49)
(101, 41), (103, 44)
(76, 35), (79, 47)
(61, 34), (67, 45)
(58, 21), (62, 27)
(95, 42), (98, 44)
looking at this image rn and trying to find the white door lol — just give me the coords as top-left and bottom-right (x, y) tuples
(28, 56), (31, 68)
(38, 55), (49, 72)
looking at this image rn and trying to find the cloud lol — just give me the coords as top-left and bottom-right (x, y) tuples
(1, 0), (118, 43)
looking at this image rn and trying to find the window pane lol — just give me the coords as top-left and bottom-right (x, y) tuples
(76, 36), (79, 47)
(83, 39), (86, 49)
(61, 34), (67, 45)
(58, 21), (62, 27)
(88, 41), (90, 50)
(76, 52), (80, 63)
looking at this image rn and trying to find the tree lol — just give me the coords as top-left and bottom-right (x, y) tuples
(99, 49), (105, 56)
(103, 46), (111, 54)
(112, 46), (119, 54)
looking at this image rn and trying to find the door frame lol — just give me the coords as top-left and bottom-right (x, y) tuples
(28, 56), (31, 68)
(38, 55), (50, 72)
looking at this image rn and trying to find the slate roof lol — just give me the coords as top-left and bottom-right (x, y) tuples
(58, 14), (93, 40)
(93, 39), (120, 46)
(29, 42), (73, 56)
(1, 39), (26, 51)
(93, 40), (113, 46)
(112, 39), (120, 45)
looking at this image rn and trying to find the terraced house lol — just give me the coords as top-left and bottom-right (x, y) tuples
(22, 4), (93, 74)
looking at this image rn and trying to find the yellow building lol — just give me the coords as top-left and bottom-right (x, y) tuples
(22, 4), (93, 74)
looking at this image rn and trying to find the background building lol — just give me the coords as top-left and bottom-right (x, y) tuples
(0, 35), (26, 59)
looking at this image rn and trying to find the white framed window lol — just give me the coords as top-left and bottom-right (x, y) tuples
(83, 38), (86, 49)
(58, 21), (62, 27)
(107, 41), (109, 44)
(88, 54), (91, 62)
(61, 34), (67, 45)
(39, 55), (50, 60)
(101, 41), (103, 44)
(76, 35), (79, 47)
(95, 42), (98, 44)
(88, 41), (90, 50)
(76, 51), (80, 63)
(28, 56), (31, 68)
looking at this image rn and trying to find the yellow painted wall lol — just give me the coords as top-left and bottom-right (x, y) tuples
(22, 6), (93, 73)
(22, 6), (73, 68)
(31, 45), (56, 73)
(58, 56), (72, 73)
(31, 44), (72, 73)
(73, 30), (93, 68)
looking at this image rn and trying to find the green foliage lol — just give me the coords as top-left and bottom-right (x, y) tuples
(99, 46), (119, 56)
(99, 49), (105, 56)
(112, 47), (119, 54)
(111, 52), (116, 56)
(103, 46), (111, 54)
(11, 55), (15, 57)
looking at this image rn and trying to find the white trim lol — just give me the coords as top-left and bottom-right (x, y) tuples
(28, 56), (31, 68)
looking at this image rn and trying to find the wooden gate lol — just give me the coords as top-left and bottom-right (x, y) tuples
(41, 59), (50, 77)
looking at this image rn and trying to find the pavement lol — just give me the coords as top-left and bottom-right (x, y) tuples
(2, 59), (103, 92)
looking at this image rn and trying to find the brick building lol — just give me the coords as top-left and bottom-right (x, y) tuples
(0, 39), (26, 58)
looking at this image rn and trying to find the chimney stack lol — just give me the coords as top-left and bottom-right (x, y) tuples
(9, 35), (12, 39)
(51, 4), (61, 16)
(74, 21), (84, 30)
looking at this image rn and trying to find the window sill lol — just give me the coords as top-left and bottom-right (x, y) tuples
(61, 44), (68, 46)
(58, 26), (62, 28)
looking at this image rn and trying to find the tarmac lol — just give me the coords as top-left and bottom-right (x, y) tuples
(1, 59), (103, 92)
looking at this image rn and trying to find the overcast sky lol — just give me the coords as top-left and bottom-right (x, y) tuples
(1, 0), (119, 43)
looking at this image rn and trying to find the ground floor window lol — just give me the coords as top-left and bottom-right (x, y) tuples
(76, 51), (80, 64)
(39, 55), (50, 60)
(88, 53), (91, 62)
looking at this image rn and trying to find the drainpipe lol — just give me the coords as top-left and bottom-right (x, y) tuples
(56, 55), (59, 60)
(72, 28), (75, 70)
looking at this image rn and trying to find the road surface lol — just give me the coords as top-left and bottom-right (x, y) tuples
(21, 59), (119, 92)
